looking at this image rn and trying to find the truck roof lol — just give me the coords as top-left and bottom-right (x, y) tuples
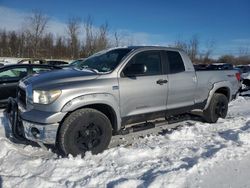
(115, 46), (183, 51)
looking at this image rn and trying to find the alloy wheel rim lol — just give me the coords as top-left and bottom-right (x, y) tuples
(75, 123), (102, 151)
(215, 101), (227, 117)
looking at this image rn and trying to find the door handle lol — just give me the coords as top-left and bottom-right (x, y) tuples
(156, 79), (168, 85)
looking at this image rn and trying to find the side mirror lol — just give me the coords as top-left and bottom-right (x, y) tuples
(123, 64), (147, 77)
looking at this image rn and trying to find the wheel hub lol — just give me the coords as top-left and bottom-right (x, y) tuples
(75, 123), (102, 151)
(215, 101), (226, 117)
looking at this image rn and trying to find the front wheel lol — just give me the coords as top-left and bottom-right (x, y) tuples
(203, 93), (228, 123)
(58, 108), (112, 157)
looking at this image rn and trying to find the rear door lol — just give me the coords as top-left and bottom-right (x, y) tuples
(165, 51), (196, 109)
(118, 50), (168, 119)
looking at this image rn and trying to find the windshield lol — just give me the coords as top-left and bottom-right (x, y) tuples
(77, 48), (132, 73)
(70, 59), (85, 67)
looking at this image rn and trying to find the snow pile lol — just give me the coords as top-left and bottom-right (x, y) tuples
(1, 96), (250, 187)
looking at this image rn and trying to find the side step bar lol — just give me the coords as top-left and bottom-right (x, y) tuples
(118, 122), (156, 135)
(117, 114), (194, 135)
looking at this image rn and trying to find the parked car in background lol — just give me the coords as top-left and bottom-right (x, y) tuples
(17, 58), (47, 64)
(235, 65), (250, 89)
(207, 63), (234, 70)
(194, 63), (209, 70)
(17, 58), (69, 66)
(0, 58), (23, 65)
(46, 60), (69, 66)
(0, 64), (61, 107)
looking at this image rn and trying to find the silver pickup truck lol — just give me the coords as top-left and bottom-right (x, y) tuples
(6, 46), (241, 156)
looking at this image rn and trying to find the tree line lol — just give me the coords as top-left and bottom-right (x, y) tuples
(0, 11), (249, 65)
(0, 11), (124, 59)
(173, 35), (250, 65)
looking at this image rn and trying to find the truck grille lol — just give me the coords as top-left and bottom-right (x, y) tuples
(18, 87), (26, 107)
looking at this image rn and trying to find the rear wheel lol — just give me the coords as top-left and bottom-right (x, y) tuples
(58, 108), (112, 157)
(203, 93), (228, 123)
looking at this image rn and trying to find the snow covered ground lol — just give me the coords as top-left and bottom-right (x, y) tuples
(1, 93), (250, 188)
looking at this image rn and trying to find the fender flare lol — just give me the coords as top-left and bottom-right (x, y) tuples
(204, 81), (232, 110)
(61, 93), (122, 130)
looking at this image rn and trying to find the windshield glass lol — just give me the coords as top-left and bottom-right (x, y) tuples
(70, 59), (85, 68)
(77, 48), (132, 73)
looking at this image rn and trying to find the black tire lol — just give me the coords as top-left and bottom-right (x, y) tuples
(58, 108), (112, 157)
(243, 79), (250, 87)
(203, 93), (228, 123)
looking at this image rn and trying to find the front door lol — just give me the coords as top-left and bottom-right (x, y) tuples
(118, 50), (168, 119)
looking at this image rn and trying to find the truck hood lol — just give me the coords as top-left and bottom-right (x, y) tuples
(22, 68), (99, 89)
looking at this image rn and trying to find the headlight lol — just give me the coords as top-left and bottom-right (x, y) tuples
(33, 90), (61, 104)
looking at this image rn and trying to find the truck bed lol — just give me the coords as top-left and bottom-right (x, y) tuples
(195, 70), (240, 104)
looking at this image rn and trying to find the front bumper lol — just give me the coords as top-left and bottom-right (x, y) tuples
(22, 120), (59, 144)
(6, 98), (61, 145)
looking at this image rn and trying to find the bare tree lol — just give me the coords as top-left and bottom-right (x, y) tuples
(203, 39), (215, 63)
(237, 55), (250, 65)
(218, 55), (235, 64)
(83, 16), (95, 57)
(67, 17), (81, 59)
(173, 35), (199, 62)
(54, 36), (68, 58)
(24, 10), (49, 57)
(239, 46), (249, 56)
(8, 31), (18, 56)
(82, 16), (111, 57)
(188, 35), (199, 62)
(0, 30), (8, 56)
(114, 31), (120, 47)
(174, 39), (188, 52)
(40, 33), (54, 58)
(95, 22), (109, 51)
(17, 32), (26, 57)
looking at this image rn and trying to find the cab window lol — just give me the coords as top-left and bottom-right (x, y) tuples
(167, 51), (185, 74)
(0, 68), (27, 80)
(123, 51), (162, 76)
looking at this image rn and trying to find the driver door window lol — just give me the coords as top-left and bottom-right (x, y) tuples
(123, 51), (162, 76)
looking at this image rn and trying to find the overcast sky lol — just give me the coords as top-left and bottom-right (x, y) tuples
(0, 0), (250, 57)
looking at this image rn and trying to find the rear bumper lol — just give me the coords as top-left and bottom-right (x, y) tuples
(6, 98), (61, 145)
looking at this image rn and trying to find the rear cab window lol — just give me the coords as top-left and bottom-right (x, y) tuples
(166, 51), (185, 74)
